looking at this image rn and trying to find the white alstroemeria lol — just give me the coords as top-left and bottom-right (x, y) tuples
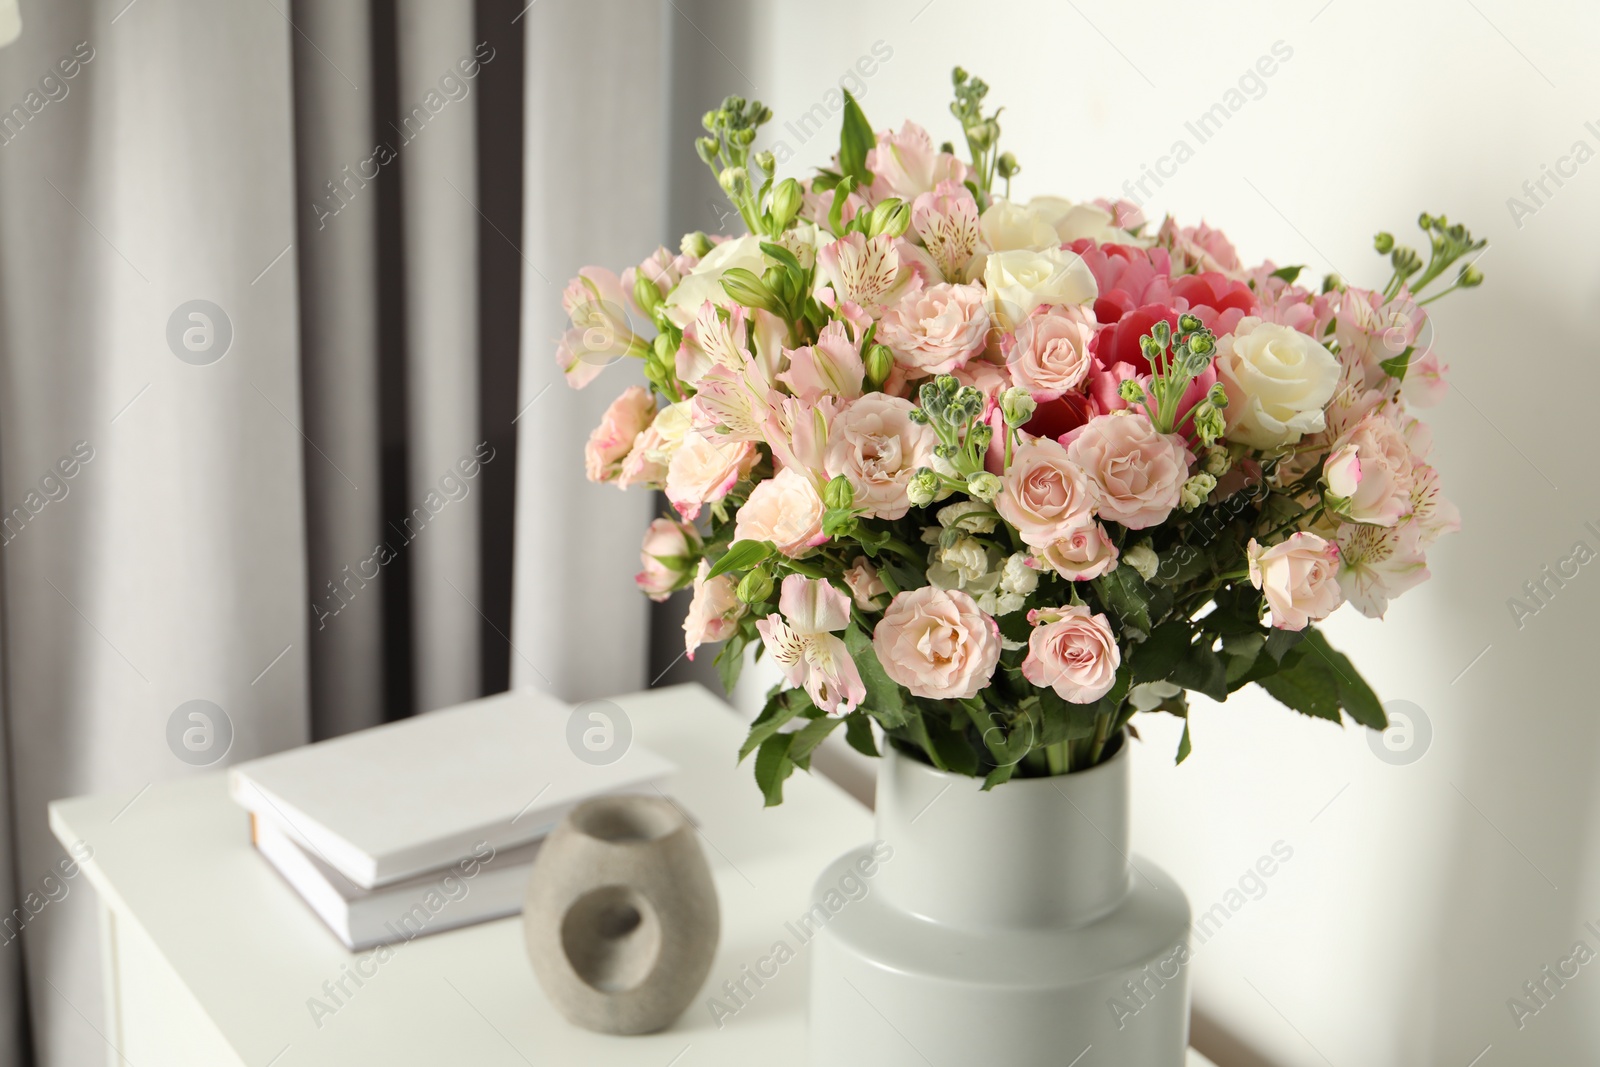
(663, 234), (766, 328)
(755, 575), (866, 715)
(1335, 521), (1428, 619)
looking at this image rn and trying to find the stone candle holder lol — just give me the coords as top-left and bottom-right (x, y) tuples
(523, 794), (719, 1034)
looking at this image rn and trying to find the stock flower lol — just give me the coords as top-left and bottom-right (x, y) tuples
(1003, 305), (1095, 400)
(1031, 522), (1119, 581)
(756, 575), (866, 714)
(683, 560), (745, 658)
(873, 585), (1001, 700)
(585, 386), (656, 483)
(1247, 533), (1343, 631)
(662, 234), (766, 328)
(843, 556), (889, 609)
(665, 431), (757, 520)
(1216, 318), (1341, 450)
(876, 282), (991, 377)
(866, 120), (969, 203)
(1329, 411), (1415, 526)
(1334, 521), (1429, 619)
(983, 247), (1097, 328)
(912, 180), (981, 281)
(1021, 605), (1121, 703)
(636, 519), (698, 602)
(734, 467), (827, 558)
(1066, 413), (1191, 530)
(995, 439), (1096, 547)
(778, 320), (865, 402)
(978, 199), (1061, 252)
(823, 394), (938, 520)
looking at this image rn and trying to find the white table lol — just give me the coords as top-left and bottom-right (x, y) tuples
(50, 683), (1215, 1066)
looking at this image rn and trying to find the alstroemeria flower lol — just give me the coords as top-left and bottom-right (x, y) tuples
(755, 575), (866, 715)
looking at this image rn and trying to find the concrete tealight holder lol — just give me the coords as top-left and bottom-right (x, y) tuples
(523, 794), (719, 1034)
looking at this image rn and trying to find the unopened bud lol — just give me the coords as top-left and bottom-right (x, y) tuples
(1204, 446), (1231, 477)
(682, 231), (714, 258)
(753, 150), (775, 174)
(633, 274), (663, 316)
(1458, 263), (1484, 288)
(1179, 472), (1217, 511)
(1374, 231), (1394, 254)
(824, 475), (855, 511)
(1118, 378), (1147, 405)
(1193, 404), (1226, 447)
(907, 468), (939, 508)
(868, 198), (911, 239)
(737, 568), (774, 604)
(865, 344), (894, 387)
(719, 166), (750, 197)
(695, 137), (719, 165)
(719, 268), (779, 313)
(999, 386), (1036, 427)
(966, 472), (1002, 503)
(1124, 543), (1159, 581)
(770, 178), (803, 231)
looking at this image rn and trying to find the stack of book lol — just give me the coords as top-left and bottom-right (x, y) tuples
(230, 688), (675, 950)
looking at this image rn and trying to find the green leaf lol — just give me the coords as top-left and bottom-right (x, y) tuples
(738, 689), (808, 762)
(1256, 657), (1343, 723)
(788, 715), (844, 768)
(1301, 628), (1387, 730)
(1170, 636), (1228, 703)
(1175, 720), (1193, 764)
(982, 762), (1018, 790)
(705, 539), (773, 581)
(1262, 626), (1304, 664)
(1221, 630), (1266, 686)
(1093, 567), (1169, 638)
(754, 733), (796, 807)
(715, 633), (747, 694)
(1380, 346), (1413, 381)
(1035, 686), (1098, 746)
(827, 175), (857, 236)
(1270, 264), (1304, 284)
(844, 624), (909, 728)
(1132, 622), (1191, 683)
(843, 712), (879, 758)
(759, 241), (803, 274)
(923, 714), (980, 776)
(838, 90), (876, 187)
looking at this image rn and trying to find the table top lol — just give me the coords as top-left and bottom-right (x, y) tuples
(50, 683), (1215, 1067)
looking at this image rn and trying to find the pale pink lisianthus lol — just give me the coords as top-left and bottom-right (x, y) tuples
(635, 518), (697, 602)
(1330, 411), (1415, 526)
(876, 282), (991, 377)
(1248, 533), (1344, 631)
(756, 575), (866, 715)
(734, 467), (827, 558)
(995, 438), (1097, 548)
(1021, 604), (1121, 703)
(585, 386), (656, 483)
(866, 120), (969, 203)
(1004, 305), (1095, 400)
(843, 556), (889, 609)
(1031, 522), (1120, 581)
(1066, 413), (1191, 530)
(665, 431), (757, 520)
(683, 559), (745, 659)
(873, 585), (1001, 700)
(823, 394), (938, 520)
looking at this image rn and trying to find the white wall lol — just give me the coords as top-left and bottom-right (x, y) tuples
(699, 1), (1600, 1063)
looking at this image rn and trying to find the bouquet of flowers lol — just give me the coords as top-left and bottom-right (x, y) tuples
(560, 69), (1478, 802)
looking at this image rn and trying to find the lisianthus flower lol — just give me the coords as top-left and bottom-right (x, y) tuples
(1247, 533), (1343, 631)
(684, 560), (744, 659)
(734, 467), (827, 558)
(756, 576), (866, 715)
(585, 386), (656, 483)
(873, 585), (1001, 700)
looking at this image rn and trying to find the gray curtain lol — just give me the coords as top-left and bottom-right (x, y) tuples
(0, 0), (655, 1063)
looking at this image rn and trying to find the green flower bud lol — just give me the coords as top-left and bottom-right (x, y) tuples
(1203, 446), (1231, 477)
(682, 231), (714, 258)
(868, 198), (911, 239)
(753, 150), (775, 174)
(1118, 378), (1147, 404)
(633, 273), (663, 316)
(999, 386), (1036, 427)
(907, 468), (939, 508)
(1177, 313), (1203, 335)
(695, 137), (719, 165)
(865, 343), (894, 387)
(770, 178), (803, 231)
(823, 474), (855, 511)
(1206, 381), (1229, 408)
(1193, 404), (1226, 448)
(719, 166), (750, 197)
(1459, 263), (1484, 288)
(701, 110), (720, 133)
(737, 567), (774, 605)
(1179, 471), (1217, 511)
(1321, 272), (1343, 294)
(996, 152), (1020, 179)
(1374, 231), (1394, 254)
(966, 472), (1002, 502)
(719, 267), (780, 313)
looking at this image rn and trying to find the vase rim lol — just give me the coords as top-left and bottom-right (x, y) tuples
(884, 730), (1129, 791)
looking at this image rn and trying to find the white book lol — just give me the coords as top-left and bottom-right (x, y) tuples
(229, 687), (674, 889)
(252, 815), (538, 950)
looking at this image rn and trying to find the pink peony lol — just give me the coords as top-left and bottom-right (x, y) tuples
(1004, 305), (1095, 400)
(756, 575), (866, 715)
(866, 121), (969, 203)
(683, 560), (744, 658)
(665, 431), (757, 520)
(873, 586), (1001, 700)
(1031, 522), (1120, 581)
(635, 518), (697, 602)
(585, 386), (656, 483)
(995, 438), (1097, 548)
(734, 467), (827, 558)
(1247, 533), (1343, 631)
(876, 282), (991, 377)
(1066, 413), (1191, 530)
(1021, 605), (1121, 703)
(823, 394), (938, 520)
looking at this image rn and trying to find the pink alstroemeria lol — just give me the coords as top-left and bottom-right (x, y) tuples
(556, 267), (641, 389)
(815, 232), (917, 313)
(912, 180), (981, 282)
(778, 320), (865, 402)
(755, 575), (866, 715)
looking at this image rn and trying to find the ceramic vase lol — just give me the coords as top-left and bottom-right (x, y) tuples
(524, 794), (719, 1034)
(808, 738), (1191, 1065)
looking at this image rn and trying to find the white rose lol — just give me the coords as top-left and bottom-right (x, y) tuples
(983, 247), (1098, 329)
(979, 199), (1060, 252)
(1027, 196), (1129, 244)
(1216, 318), (1341, 450)
(663, 234), (766, 328)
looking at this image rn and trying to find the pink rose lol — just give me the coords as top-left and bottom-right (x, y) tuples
(1021, 605), (1121, 703)
(844, 556), (889, 609)
(683, 559), (745, 659)
(585, 386), (656, 483)
(877, 282), (991, 377)
(665, 431), (757, 520)
(1031, 522), (1120, 581)
(1248, 533), (1343, 631)
(866, 121), (969, 203)
(635, 518), (697, 602)
(873, 586), (1001, 700)
(823, 394), (938, 520)
(734, 467), (827, 558)
(995, 439), (1097, 548)
(756, 575), (866, 715)
(1330, 411), (1414, 526)
(1322, 443), (1361, 501)
(1066, 413), (1191, 530)
(1004, 306), (1095, 400)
